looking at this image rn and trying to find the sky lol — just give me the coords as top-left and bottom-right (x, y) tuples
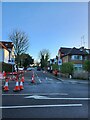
(2, 2), (88, 61)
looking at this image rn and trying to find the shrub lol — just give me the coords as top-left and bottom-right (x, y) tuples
(83, 60), (90, 80)
(52, 64), (59, 71)
(61, 62), (74, 76)
(83, 60), (90, 72)
(0, 62), (14, 72)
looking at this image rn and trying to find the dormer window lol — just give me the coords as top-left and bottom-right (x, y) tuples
(80, 49), (83, 51)
(80, 47), (84, 51)
(5, 43), (8, 46)
(86, 50), (89, 54)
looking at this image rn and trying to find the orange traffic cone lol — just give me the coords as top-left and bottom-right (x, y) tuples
(13, 79), (20, 92)
(19, 79), (24, 90)
(31, 75), (35, 83)
(3, 78), (9, 91)
(21, 76), (25, 83)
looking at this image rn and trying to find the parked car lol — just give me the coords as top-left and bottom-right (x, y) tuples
(37, 67), (41, 71)
(18, 67), (24, 71)
(27, 67), (32, 71)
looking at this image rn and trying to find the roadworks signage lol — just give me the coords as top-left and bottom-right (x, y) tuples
(8, 58), (15, 65)
(58, 59), (62, 65)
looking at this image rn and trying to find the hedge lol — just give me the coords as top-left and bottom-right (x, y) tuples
(52, 64), (59, 71)
(0, 62), (15, 72)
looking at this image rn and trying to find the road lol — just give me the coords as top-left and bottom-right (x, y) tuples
(1, 69), (90, 119)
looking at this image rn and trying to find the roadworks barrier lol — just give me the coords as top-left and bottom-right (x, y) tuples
(21, 76), (25, 83)
(3, 71), (7, 79)
(2, 72), (25, 92)
(31, 74), (35, 83)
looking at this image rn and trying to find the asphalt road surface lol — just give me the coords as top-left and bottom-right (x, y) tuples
(1, 69), (90, 119)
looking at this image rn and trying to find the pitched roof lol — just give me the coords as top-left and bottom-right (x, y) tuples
(67, 47), (89, 55)
(59, 47), (90, 57)
(0, 42), (9, 51)
(59, 47), (71, 54)
(0, 41), (13, 49)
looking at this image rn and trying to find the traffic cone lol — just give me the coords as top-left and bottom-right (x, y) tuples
(31, 75), (35, 83)
(13, 79), (20, 92)
(3, 78), (9, 91)
(21, 76), (25, 83)
(19, 79), (24, 90)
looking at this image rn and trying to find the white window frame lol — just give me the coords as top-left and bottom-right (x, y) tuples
(71, 55), (82, 60)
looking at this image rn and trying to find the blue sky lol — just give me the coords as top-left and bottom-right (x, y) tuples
(2, 2), (88, 61)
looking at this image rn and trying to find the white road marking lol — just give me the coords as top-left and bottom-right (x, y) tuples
(78, 82), (88, 84)
(2, 93), (68, 96)
(38, 79), (41, 83)
(24, 95), (90, 100)
(56, 82), (62, 84)
(25, 95), (48, 99)
(48, 78), (53, 81)
(46, 77), (47, 80)
(0, 104), (82, 109)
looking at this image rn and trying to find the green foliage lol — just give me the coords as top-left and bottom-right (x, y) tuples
(22, 54), (34, 68)
(39, 49), (50, 68)
(52, 64), (59, 71)
(40, 55), (45, 68)
(83, 60), (90, 72)
(0, 62), (14, 72)
(61, 62), (74, 75)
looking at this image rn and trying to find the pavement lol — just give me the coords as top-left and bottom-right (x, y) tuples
(47, 71), (90, 85)
(1, 69), (90, 119)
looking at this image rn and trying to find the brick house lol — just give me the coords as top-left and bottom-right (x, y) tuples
(58, 47), (90, 71)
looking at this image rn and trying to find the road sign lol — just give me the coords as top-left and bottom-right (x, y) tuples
(8, 58), (15, 64)
(58, 59), (62, 65)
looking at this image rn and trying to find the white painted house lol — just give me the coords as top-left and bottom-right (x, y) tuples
(0, 40), (14, 63)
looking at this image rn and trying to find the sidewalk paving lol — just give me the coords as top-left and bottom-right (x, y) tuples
(47, 71), (90, 84)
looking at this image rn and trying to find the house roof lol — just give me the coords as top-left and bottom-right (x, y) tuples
(59, 47), (71, 54)
(67, 47), (89, 55)
(0, 41), (13, 49)
(59, 47), (90, 57)
(0, 41), (13, 52)
(0, 42), (9, 51)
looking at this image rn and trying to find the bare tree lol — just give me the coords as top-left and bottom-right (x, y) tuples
(9, 30), (29, 71)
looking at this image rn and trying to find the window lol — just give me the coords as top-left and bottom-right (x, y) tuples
(71, 55), (82, 60)
(74, 64), (83, 71)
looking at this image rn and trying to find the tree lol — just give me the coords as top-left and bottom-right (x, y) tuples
(9, 30), (29, 71)
(61, 62), (74, 77)
(83, 60), (90, 79)
(18, 53), (34, 68)
(39, 49), (50, 69)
